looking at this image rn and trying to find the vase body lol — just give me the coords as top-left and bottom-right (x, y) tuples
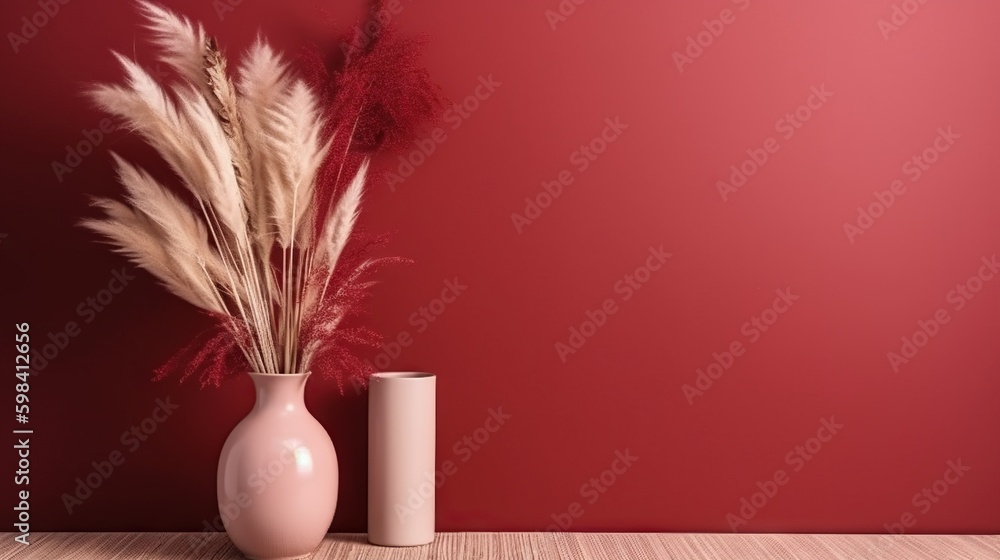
(218, 372), (337, 560)
(368, 372), (436, 546)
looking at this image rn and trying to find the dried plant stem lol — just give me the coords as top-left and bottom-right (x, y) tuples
(201, 200), (280, 373)
(233, 227), (278, 371)
(318, 116), (361, 303)
(291, 247), (311, 373)
(196, 200), (267, 371)
(199, 261), (257, 368)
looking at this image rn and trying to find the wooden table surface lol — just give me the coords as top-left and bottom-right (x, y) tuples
(2, 532), (999, 559)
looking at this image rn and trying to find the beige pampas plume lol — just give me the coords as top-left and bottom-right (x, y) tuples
(170, 83), (246, 238)
(237, 37), (291, 248)
(109, 153), (230, 306)
(317, 160), (367, 293)
(261, 79), (329, 249)
(81, 198), (221, 313)
(89, 54), (216, 207)
(137, 0), (207, 87)
(300, 159), (368, 316)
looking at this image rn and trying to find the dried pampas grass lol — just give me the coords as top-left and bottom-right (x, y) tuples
(83, 1), (413, 388)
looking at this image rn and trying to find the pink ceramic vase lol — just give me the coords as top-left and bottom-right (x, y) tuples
(217, 372), (338, 560)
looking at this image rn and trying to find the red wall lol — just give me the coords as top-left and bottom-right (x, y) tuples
(2, 0), (999, 534)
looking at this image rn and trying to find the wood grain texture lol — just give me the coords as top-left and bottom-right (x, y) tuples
(1, 533), (998, 559)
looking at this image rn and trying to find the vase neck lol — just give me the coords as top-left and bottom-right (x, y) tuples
(249, 373), (309, 413)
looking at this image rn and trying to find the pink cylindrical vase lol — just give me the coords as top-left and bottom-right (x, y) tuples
(368, 372), (436, 546)
(217, 372), (337, 560)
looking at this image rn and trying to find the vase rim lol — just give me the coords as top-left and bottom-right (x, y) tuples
(372, 371), (435, 380)
(248, 371), (312, 377)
